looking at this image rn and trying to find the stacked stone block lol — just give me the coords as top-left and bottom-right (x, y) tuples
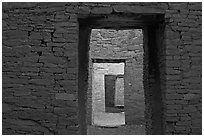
(3, 3), (79, 135)
(164, 2), (202, 135)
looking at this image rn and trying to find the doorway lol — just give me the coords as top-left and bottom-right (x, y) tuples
(87, 29), (145, 134)
(78, 14), (165, 135)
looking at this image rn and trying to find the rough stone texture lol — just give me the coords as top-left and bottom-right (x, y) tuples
(2, 2), (202, 135)
(90, 29), (143, 60)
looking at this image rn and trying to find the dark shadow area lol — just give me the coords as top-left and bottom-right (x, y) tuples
(105, 75), (116, 108)
(105, 74), (124, 113)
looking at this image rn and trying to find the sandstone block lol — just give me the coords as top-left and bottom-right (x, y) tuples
(175, 126), (186, 131)
(183, 93), (195, 100)
(192, 119), (201, 124)
(188, 3), (202, 10)
(168, 3), (187, 10)
(2, 103), (14, 113)
(166, 116), (179, 122)
(39, 56), (67, 64)
(166, 94), (183, 100)
(166, 105), (182, 110)
(191, 127), (201, 134)
(58, 80), (76, 86)
(47, 42), (65, 47)
(165, 31), (180, 39)
(78, 6), (91, 14)
(4, 30), (28, 39)
(30, 32), (42, 40)
(53, 37), (66, 43)
(54, 107), (76, 115)
(13, 45), (32, 54)
(113, 5), (128, 13)
(63, 73), (76, 80)
(29, 78), (54, 85)
(21, 67), (39, 72)
(166, 60), (180, 67)
(40, 67), (66, 73)
(113, 5), (164, 14)
(58, 117), (78, 126)
(176, 121), (191, 126)
(91, 7), (112, 14)
(52, 99), (77, 108)
(138, 6), (163, 13)
(3, 77), (28, 84)
(55, 93), (75, 101)
(22, 55), (39, 62)
(183, 105), (197, 113)
(14, 89), (31, 96)
(57, 129), (78, 135)
(55, 22), (69, 28)
(3, 39), (28, 47)
(180, 116), (191, 121)
(2, 12), (8, 19)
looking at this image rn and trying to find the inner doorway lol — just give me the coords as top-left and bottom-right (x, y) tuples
(87, 29), (145, 134)
(91, 62), (125, 127)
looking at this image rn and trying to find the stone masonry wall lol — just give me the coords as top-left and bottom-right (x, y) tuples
(90, 29), (143, 60)
(2, 2), (202, 135)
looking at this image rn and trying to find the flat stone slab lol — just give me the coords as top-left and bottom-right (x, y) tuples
(88, 124), (145, 135)
(93, 112), (125, 127)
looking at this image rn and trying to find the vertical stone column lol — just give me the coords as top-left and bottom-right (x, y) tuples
(87, 58), (93, 125)
(124, 59), (134, 125)
(125, 58), (145, 125)
(92, 66), (106, 114)
(115, 77), (124, 106)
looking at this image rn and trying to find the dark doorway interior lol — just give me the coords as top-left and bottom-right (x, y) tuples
(105, 75), (116, 108)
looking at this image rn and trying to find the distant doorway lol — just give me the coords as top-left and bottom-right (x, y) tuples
(91, 62), (125, 127)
